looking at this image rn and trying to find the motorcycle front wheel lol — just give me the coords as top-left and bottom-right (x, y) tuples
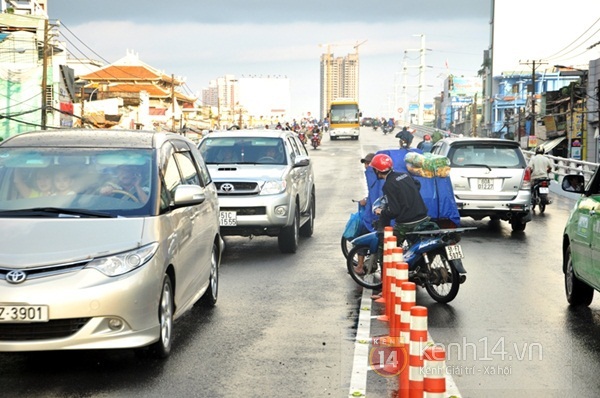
(423, 250), (460, 303)
(347, 245), (382, 290)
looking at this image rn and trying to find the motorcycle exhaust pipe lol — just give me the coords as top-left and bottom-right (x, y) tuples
(459, 274), (467, 284)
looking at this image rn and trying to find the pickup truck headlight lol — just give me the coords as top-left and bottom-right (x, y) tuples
(260, 180), (286, 195)
(87, 243), (159, 276)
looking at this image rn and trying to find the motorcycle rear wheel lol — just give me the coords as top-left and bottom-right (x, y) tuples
(539, 194), (548, 213)
(423, 250), (460, 303)
(341, 236), (352, 260)
(346, 245), (382, 290)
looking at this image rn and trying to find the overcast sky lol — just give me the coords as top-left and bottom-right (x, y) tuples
(49, 0), (598, 119)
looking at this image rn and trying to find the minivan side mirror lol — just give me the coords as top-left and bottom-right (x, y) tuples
(293, 155), (310, 168)
(561, 174), (585, 194)
(173, 184), (206, 207)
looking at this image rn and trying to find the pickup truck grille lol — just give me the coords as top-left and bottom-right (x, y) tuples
(216, 181), (259, 195)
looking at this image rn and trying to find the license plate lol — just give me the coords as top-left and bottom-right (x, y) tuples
(0, 305), (49, 322)
(477, 178), (494, 190)
(445, 245), (464, 260)
(539, 187), (549, 194)
(219, 211), (237, 226)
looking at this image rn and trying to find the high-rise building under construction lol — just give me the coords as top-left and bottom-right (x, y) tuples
(319, 52), (359, 120)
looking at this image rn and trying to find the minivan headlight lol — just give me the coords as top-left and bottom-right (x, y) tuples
(87, 243), (159, 277)
(260, 180), (286, 195)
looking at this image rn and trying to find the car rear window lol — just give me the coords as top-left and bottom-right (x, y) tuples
(448, 144), (524, 168)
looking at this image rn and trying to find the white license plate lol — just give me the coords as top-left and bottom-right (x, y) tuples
(445, 245), (464, 260)
(539, 187), (549, 194)
(477, 178), (494, 190)
(0, 305), (49, 322)
(219, 211), (237, 226)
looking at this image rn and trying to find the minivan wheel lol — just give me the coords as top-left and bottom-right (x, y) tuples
(565, 246), (594, 306)
(510, 220), (526, 232)
(148, 275), (174, 358)
(201, 243), (219, 307)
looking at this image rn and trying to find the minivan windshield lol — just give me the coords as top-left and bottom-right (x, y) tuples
(0, 147), (154, 217)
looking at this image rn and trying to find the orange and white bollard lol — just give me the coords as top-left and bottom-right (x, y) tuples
(423, 346), (446, 398)
(377, 246), (393, 322)
(374, 227), (394, 301)
(398, 281), (416, 398)
(390, 248), (404, 335)
(409, 306), (428, 398)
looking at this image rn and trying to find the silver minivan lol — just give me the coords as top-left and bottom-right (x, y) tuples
(0, 130), (222, 358)
(431, 137), (532, 231)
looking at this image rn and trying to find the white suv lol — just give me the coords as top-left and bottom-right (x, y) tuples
(431, 137), (532, 232)
(198, 129), (315, 253)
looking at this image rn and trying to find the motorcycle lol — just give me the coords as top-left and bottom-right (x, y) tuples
(298, 131), (307, 145)
(311, 131), (321, 149)
(531, 178), (552, 213)
(345, 198), (474, 303)
(382, 124), (394, 135)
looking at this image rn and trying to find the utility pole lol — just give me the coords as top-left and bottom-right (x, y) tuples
(405, 35), (431, 126)
(40, 18), (49, 130)
(418, 35), (426, 125)
(519, 59), (546, 144)
(171, 74), (176, 132)
(471, 93), (478, 136)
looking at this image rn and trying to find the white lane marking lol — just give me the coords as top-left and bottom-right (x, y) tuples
(348, 288), (373, 397)
(349, 288), (463, 397)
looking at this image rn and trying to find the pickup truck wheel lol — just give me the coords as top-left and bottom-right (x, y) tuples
(278, 207), (299, 253)
(299, 192), (315, 237)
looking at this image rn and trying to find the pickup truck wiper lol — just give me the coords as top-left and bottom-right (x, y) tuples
(0, 207), (116, 218)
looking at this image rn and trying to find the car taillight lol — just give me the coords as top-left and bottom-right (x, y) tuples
(521, 168), (531, 190)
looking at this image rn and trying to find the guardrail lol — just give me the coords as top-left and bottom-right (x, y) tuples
(409, 124), (600, 184)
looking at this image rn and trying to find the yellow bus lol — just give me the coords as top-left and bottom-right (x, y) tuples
(327, 98), (361, 140)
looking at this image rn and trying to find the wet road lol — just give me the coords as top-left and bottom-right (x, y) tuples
(1, 128), (599, 397)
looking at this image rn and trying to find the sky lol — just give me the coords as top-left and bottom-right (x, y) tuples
(48, 0), (599, 120)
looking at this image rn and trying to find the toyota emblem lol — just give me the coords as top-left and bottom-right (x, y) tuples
(6, 270), (27, 284)
(221, 183), (235, 192)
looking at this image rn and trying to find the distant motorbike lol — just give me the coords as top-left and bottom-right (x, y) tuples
(298, 131), (307, 145)
(311, 131), (321, 149)
(382, 124), (394, 135)
(531, 178), (552, 213)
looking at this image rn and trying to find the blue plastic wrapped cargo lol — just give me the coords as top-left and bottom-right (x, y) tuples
(365, 148), (461, 228)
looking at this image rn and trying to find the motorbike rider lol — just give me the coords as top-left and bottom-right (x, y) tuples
(370, 153), (429, 246)
(417, 134), (433, 152)
(528, 146), (553, 194)
(353, 153), (377, 276)
(395, 126), (414, 148)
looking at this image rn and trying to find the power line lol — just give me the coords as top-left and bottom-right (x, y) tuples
(543, 17), (600, 60)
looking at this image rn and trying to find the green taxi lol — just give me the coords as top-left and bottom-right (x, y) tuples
(562, 171), (600, 306)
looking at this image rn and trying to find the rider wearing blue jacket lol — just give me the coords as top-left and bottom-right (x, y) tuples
(370, 153), (429, 242)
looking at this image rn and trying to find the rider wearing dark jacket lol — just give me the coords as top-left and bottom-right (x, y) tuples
(395, 127), (414, 148)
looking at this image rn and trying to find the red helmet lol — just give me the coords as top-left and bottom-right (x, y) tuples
(424, 134), (431, 141)
(370, 154), (393, 173)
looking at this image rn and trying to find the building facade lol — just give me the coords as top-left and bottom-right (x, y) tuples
(319, 52), (359, 119)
